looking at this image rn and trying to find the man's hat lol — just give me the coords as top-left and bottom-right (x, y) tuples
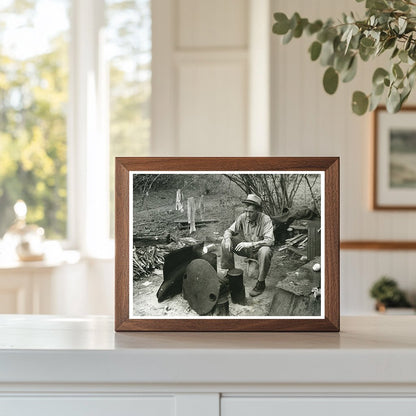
(242, 194), (262, 208)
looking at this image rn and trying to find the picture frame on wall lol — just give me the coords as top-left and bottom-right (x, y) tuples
(115, 157), (339, 332)
(374, 106), (416, 210)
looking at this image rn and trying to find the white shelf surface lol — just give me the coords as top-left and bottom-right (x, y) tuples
(0, 315), (415, 389)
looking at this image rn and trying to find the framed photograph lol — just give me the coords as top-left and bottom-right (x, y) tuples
(374, 106), (416, 209)
(115, 157), (339, 331)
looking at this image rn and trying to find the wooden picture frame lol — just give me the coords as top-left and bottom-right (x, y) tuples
(373, 106), (416, 210)
(115, 157), (339, 332)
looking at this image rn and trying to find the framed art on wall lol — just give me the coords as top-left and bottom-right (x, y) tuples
(115, 157), (339, 331)
(374, 106), (416, 210)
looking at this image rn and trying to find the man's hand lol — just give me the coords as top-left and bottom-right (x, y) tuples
(235, 241), (253, 251)
(223, 237), (232, 252)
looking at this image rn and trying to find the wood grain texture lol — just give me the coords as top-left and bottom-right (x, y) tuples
(373, 106), (416, 210)
(115, 159), (130, 330)
(115, 157), (340, 332)
(325, 158), (340, 331)
(341, 241), (416, 250)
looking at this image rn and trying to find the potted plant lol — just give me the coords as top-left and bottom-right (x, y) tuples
(369, 276), (412, 312)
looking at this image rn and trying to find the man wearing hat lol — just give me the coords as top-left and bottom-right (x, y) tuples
(221, 194), (274, 297)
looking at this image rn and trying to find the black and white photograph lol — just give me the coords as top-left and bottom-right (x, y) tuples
(129, 172), (324, 319)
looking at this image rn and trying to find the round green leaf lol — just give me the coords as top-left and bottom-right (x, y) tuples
(307, 20), (323, 35)
(309, 41), (322, 61)
(352, 91), (369, 115)
(360, 37), (375, 48)
(359, 44), (375, 62)
(323, 67), (339, 95)
(372, 68), (389, 86)
(273, 13), (290, 35)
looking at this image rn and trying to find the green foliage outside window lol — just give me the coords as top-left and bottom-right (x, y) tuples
(0, 1), (69, 238)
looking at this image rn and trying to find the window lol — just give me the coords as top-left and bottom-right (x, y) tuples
(0, 0), (151, 252)
(0, 0), (70, 239)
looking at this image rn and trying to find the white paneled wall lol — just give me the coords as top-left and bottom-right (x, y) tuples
(177, 56), (247, 155)
(152, 0), (249, 156)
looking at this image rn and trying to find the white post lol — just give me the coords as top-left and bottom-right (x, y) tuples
(69, 0), (109, 256)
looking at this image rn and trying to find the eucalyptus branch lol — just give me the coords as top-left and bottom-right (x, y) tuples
(272, 0), (416, 114)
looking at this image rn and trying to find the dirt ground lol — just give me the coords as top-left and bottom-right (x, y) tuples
(132, 246), (305, 317)
(132, 181), (306, 317)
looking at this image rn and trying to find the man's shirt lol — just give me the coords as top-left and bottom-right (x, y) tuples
(224, 212), (274, 246)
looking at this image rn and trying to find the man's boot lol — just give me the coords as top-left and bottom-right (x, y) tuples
(249, 280), (265, 297)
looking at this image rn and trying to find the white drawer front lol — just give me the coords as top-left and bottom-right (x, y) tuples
(222, 397), (416, 416)
(0, 396), (174, 416)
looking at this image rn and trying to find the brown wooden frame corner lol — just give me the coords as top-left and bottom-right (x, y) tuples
(115, 157), (340, 332)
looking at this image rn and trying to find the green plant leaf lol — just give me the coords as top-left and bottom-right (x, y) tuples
(405, 33), (413, 50)
(366, 0), (388, 10)
(360, 36), (375, 48)
(352, 91), (369, 115)
(359, 45), (375, 61)
(320, 40), (335, 66)
(309, 41), (322, 61)
(391, 47), (399, 59)
(292, 18), (308, 38)
(369, 92), (383, 111)
(290, 12), (301, 30)
(342, 56), (358, 82)
(400, 87), (411, 106)
(374, 82), (385, 96)
(323, 67), (339, 94)
(273, 13), (290, 34)
(387, 87), (401, 112)
(399, 49), (408, 63)
(398, 16), (407, 34)
(393, 0), (409, 11)
(372, 67), (389, 86)
(282, 29), (293, 44)
(334, 52), (351, 72)
(393, 63), (404, 79)
(307, 20), (323, 35)
(383, 37), (396, 50)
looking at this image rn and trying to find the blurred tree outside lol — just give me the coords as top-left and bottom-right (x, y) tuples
(106, 0), (151, 237)
(0, 0), (151, 240)
(0, 0), (69, 238)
